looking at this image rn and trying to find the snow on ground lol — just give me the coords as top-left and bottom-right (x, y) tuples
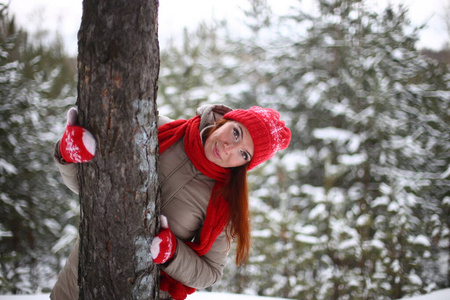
(0, 292), (288, 300)
(398, 289), (450, 300)
(1, 289), (450, 300)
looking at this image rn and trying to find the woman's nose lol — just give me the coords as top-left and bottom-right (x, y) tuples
(223, 142), (236, 154)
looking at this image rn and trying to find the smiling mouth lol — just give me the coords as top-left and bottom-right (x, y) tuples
(214, 143), (221, 159)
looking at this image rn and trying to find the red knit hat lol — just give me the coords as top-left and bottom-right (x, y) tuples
(223, 106), (291, 170)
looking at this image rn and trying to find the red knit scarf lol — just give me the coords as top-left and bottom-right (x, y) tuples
(157, 115), (231, 299)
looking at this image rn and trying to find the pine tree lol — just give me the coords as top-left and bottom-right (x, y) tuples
(152, 0), (449, 298)
(158, 20), (238, 120)
(214, 0), (450, 298)
(76, 0), (160, 298)
(0, 4), (78, 294)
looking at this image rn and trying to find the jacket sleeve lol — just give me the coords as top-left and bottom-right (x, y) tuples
(161, 230), (229, 289)
(54, 142), (80, 195)
(50, 237), (80, 300)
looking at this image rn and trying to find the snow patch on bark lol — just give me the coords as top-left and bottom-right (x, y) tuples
(134, 235), (153, 273)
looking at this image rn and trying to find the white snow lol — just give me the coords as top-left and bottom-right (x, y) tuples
(300, 184), (326, 203)
(281, 150), (310, 170)
(364, 239), (385, 250)
(371, 195), (390, 207)
(0, 224), (13, 238)
(442, 166), (450, 179)
(2, 289), (450, 300)
(356, 214), (371, 226)
(295, 234), (320, 244)
(297, 224), (318, 235)
(337, 153), (367, 165)
(398, 289), (450, 300)
(312, 127), (354, 143)
(0, 158), (18, 174)
(410, 235), (431, 247)
(308, 203), (327, 219)
(252, 229), (272, 238)
(443, 196), (450, 206)
(0, 292), (289, 300)
(391, 48), (404, 60)
(408, 273), (423, 286)
(51, 224), (77, 253)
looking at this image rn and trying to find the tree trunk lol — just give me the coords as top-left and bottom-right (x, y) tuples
(76, 0), (160, 299)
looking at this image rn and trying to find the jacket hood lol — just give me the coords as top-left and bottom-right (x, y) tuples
(196, 104), (233, 131)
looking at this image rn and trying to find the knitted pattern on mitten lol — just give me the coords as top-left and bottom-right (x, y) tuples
(59, 108), (96, 163)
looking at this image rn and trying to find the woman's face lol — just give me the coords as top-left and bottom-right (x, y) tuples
(204, 121), (254, 168)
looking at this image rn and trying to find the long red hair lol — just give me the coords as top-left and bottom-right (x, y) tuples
(202, 119), (251, 265)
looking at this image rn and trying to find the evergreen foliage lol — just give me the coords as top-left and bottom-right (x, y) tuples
(0, 4), (78, 294)
(157, 0), (450, 299)
(158, 20), (249, 119)
(1, 0), (449, 297)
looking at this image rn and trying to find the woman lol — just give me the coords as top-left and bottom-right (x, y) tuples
(51, 104), (291, 300)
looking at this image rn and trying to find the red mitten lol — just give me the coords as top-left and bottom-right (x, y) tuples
(168, 281), (188, 300)
(59, 108), (96, 163)
(160, 271), (196, 300)
(151, 216), (177, 264)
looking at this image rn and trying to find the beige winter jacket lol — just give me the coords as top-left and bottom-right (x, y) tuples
(50, 104), (233, 300)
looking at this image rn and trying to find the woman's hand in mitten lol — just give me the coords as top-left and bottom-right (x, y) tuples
(59, 108), (96, 163)
(151, 216), (177, 264)
(160, 271), (196, 300)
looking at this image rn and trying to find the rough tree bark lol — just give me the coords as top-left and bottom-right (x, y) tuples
(76, 0), (160, 299)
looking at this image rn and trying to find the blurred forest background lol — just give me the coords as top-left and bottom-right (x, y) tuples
(1, 0), (449, 299)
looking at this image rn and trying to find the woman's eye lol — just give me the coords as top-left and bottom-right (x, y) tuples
(233, 128), (239, 140)
(241, 150), (248, 161)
